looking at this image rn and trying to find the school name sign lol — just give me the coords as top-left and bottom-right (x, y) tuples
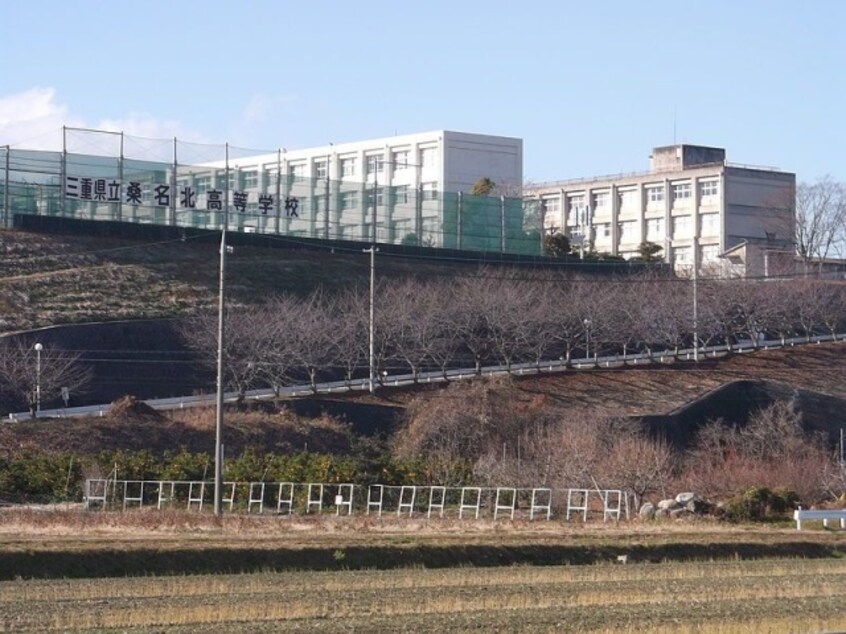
(63, 176), (300, 216)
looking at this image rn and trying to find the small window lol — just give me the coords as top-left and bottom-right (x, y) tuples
(392, 150), (409, 169)
(420, 148), (437, 168)
(646, 185), (664, 203)
(366, 154), (384, 174)
(341, 191), (358, 210)
(289, 163), (306, 178)
(340, 158), (356, 178)
(422, 182), (438, 201)
(242, 171), (258, 189)
(672, 182), (692, 200)
(592, 191), (610, 208)
(700, 180), (719, 198)
(315, 161), (328, 180)
(672, 215), (692, 237)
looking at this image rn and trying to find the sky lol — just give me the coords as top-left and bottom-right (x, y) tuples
(1, 0), (844, 184)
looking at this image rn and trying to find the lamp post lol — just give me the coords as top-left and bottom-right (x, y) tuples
(583, 319), (592, 360)
(34, 342), (43, 415)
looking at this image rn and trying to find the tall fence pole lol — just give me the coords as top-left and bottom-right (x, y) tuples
(3, 145), (9, 228)
(213, 142), (230, 517)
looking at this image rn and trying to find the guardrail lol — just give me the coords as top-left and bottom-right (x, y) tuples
(7, 332), (843, 422)
(793, 507), (846, 530)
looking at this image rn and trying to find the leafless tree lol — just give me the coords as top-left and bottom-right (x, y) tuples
(0, 339), (92, 417)
(793, 177), (846, 270)
(180, 305), (275, 404)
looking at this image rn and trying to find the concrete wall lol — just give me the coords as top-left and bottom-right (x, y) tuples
(724, 167), (795, 249)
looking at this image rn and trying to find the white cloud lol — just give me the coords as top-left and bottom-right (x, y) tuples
(0, 87), (81, 149)
(0, 88), (208, 154)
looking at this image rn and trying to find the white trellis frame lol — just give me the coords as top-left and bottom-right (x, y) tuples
(494, 487), (516, 520)
(530, 488), (552, 520)
(222, 482), (236, 512)
(367, 485), (384, 516)
(398, 485), (416, 517)
(84, 479), (109, 510)
(459, 487), (482, 519)
(602, 489), (623, 522)
(428, 486), (446, 518)
(248, 482), (265, 514)
(187, 481), (205, 511)
(277, 482), (294, 515)
(306, 483), (324, 514)
(566, 488), (589, 521)
(334, 484), (355, 516)
(122, 480), (144, 511)
(157, 480), (175, 510)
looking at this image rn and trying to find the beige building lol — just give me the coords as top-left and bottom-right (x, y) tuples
(525, 144), (795, 273)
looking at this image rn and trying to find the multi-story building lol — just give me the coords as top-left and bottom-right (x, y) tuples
(525, 144), (795, 273)
(190, 130), (524, 247)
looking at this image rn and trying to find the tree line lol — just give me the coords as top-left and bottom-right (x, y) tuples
(180, 271), (846, 399)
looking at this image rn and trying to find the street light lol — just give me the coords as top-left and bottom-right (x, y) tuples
(583, 319), (592, 360)
(34, 342), (43, 415)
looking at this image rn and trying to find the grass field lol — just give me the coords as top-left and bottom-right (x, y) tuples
(2, 559), (846, 632)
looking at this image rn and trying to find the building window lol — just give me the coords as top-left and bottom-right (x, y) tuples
(567, 194), (586, 226)
(541, 196), (561, 215)
(672, 182), (692, 201)
(315, 161), (328, 180)
(393, 185), (409, 205)
(421, 182), (438, 201)
(673, 246), (692, 264)
(700, 179), (719, 198)
(216, 172), (235, 189)
(289, 163), (306, 179)
(618, 188), (638, 210)
(242, 171), (259, 189)
(618, 220), (637, 243)
(340, 158), (356, 178)
(196, 176), (211, 194)
(595, 222), (612, 239)
(592, 191), (610, 209)
(420, 147), (437, 168)
(646, 218), (664, 241)
(366, 154), (384, 174)
(392, 150), (409, 169)
(701, 244), (720, 261)
(700, 213), (720, 236)
(341, 191), (358, 210)
(646, 185), (664, 203)
(672, 215), (692, 238)
(366, 187), (385, 207)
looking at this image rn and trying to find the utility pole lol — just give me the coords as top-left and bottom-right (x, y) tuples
(693, 236), (699, 362)
(213, 143), (229, 517)
(365, 159), (379, 394)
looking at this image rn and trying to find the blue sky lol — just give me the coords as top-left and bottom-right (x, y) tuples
(1, 0), (844, 183)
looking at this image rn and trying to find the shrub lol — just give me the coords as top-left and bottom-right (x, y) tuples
(724, 485), (798, 522)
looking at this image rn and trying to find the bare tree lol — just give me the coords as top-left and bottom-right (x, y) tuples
(793, 177), (846, 270)
(180, 305), (274, 404)
(0, 339), (91, 417)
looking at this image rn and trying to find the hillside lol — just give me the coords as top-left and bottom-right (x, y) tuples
(2, 341), (845, 456)
(0, 227), (497, 333)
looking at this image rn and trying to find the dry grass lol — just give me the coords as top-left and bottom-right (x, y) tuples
(1, 559), (846, 632)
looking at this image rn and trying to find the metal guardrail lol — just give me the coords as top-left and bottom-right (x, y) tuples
(7, 332), (842, 422)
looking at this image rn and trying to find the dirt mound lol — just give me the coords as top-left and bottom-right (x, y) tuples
(107, 395), (164, 422)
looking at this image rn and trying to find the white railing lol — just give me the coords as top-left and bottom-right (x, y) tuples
(83, 479), (628, 522)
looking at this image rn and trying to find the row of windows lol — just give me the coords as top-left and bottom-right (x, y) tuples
(289, 147), (436, 180)
(543, 180), (720, 212)
(566, 214), (720, 242)
(338, 183), (439, 209)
